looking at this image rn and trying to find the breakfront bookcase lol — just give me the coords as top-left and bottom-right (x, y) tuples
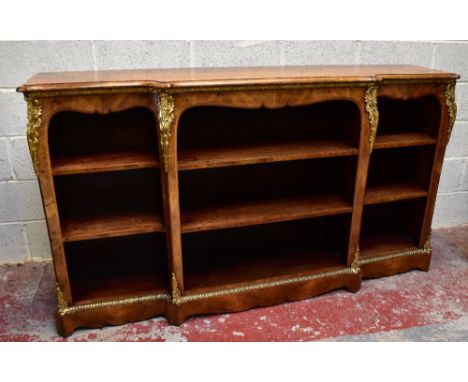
(17, 66), (458, 336)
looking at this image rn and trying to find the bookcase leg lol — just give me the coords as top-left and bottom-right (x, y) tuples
(346, 273), (362, 293)
(417, 255), (431, 272)
(56, 313), (75, 338)
(166, 305), (188, 326)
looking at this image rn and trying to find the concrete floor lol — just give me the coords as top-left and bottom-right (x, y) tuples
(1, 225), (467, 341)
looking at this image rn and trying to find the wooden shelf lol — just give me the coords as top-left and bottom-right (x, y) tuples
(181, 194), (352, 233)
(178, 140), (358, 171)
(374, 132), (437, 150)
(364, 183), (428, 205)
(360, 231), (417, 260)
(183, 235), (345, 292)
(61, 212), (165, 242)
(52, 150), (159, 176)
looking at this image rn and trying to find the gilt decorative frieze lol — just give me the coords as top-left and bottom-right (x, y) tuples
(56, 281), (169, 317)
(359, 245), (431, 266)
(56, 267), (359, 316)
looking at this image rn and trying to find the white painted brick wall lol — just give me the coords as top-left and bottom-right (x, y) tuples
(0, 40), (467, 264)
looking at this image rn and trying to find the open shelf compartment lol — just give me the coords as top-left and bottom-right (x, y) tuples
(66, 233), (168, 303)
(54, 169), (164, 242)
(182, 214), (351, 292)
(179, 157), (357, 233)
(365, 146), (435, 205)
(360, 198), (427, 260)
(49, 107), (159, 175)
(177, 101), (361, 170)
(374, 96), (440, 149)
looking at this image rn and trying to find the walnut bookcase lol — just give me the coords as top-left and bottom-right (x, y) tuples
(17, 66), (458, 336)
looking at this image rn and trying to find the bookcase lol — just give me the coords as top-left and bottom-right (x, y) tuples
(17, 66), (458, 336)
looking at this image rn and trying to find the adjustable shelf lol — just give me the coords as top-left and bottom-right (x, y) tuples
(61, 212), (165, 242)
(373, 132), (437, 150)
(49, 107), (159, 175)
(374, 96), (441, 149)
(365, 146), (435, 205)
(181, 194), (352, 233)
(178, 140), (358, 171)
(364, 182), (427, 205)
(54, 169), (165, 241)
(18, 65), (457, 336)
(179, 157), (357, 232)
(52, 150), (159, 176)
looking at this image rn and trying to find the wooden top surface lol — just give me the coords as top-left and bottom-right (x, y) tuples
(17, 65), (458, 93)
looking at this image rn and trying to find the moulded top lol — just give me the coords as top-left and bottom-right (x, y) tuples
(17, 65), (459, 94)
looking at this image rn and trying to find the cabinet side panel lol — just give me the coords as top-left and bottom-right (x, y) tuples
(347, 86), (373, 265)
(419, 82), (454, 245)
(31, 97), (72, 303)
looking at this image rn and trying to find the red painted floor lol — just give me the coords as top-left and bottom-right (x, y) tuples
(0, 225), (467, 341)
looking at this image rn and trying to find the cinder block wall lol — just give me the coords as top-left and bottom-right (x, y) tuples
(0, 41), (467, 263)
